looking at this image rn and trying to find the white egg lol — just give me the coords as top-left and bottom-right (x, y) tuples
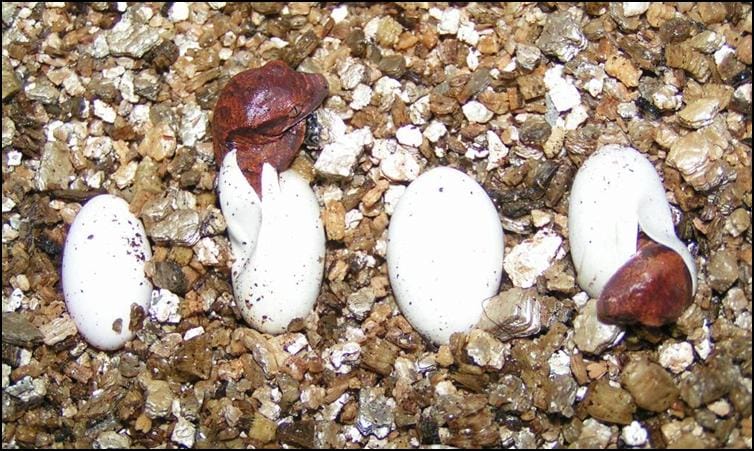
(387, 167), (505, 344)
(62, 194), (153, 350)
(218, 150), (325, 334)
(568, 145), (696, 298)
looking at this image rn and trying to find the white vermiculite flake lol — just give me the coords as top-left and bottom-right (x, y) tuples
(149, 289), (182, 323)
(169, 2), (190, 22)
(622, 2), (650, 17)
(314, 128), (373, 177)
(423, 121), (447, 143)
(621, 421), (649, 446)
(462, 101), (493, 123)
(349, 83), (373, 110)
(544, 65), (581, 112)
(435, 8), (461, 35)
(93, 99), (117, 123)
(395, 125), (423, 147)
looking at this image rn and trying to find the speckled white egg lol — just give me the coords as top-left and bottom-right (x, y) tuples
(62, 194), (153, 350)
(218, 150), (325, 334)
(568, 145), (696, 298)
(387, 167), (505, 344)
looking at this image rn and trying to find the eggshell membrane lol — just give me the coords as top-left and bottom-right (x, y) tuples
(62, 194), (153, 350)
(568, 145), (696, 298)
(218, 151), (325, 334)
(387, 167), (505, 345)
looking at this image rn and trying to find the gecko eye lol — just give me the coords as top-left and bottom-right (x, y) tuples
(288, 105), (301, 118)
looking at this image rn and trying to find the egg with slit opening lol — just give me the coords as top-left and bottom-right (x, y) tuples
(568, 145), (697, 327)
(387, 167), (505, 344)
(218, 150), (325, 334)
(62, 194), (153, 350)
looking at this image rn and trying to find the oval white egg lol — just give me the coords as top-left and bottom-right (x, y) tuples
(568, 145), (696, 298)
(218, 150), (325, 334)
(62, 194), (153, 350)
(387, 167), (505, 344)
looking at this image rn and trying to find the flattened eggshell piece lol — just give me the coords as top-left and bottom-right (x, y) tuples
(568, 145), (696, 298)
(387, 167), (505, 345)
(219, 153), (325, 334)
(62, 194), (153, 350)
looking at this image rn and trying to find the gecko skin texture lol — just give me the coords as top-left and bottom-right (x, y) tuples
(212, 60), (329, 195)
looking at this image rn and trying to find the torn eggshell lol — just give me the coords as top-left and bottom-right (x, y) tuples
(218, 150), (325, 334)
(568, 145), (697, 326)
